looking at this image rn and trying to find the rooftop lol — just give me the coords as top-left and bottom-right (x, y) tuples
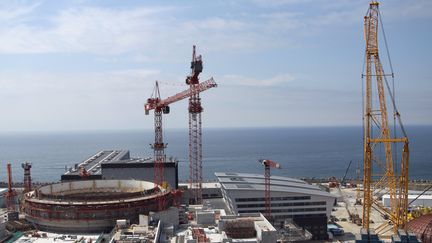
(61, 150), (177, 181)
(14, 231), (101, 243)
(63, 150), (132, 176)
(216, 172), (337, 198)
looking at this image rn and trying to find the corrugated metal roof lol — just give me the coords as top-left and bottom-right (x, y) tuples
(408, 214), (432, 243)
(215, 172), (336, 198)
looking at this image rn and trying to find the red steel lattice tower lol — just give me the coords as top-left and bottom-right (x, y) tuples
(186, 45), (204, 205)
(22, 162), (32, 193)
(145, 76), (217, 208)
(258, 159), (280, 219)
(6, 163), (17, 212)
(146, 81), (169, 211)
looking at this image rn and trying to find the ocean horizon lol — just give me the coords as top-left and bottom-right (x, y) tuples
(1, 126), (431, 183)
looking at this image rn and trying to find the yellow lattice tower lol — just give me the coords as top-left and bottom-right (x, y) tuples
(362, 0), (409, 235)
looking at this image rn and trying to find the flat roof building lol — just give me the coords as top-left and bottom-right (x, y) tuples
(62, 150), (178, 189)
(216, 172), (337, 240)
(383, 194), (432, 208)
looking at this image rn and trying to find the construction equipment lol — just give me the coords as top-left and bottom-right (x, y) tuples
(331, 162), (362, 226)
(355, 160), (362, 205)
(145, 81), (170, 211)
(341, 160), (352, 186)
(144, 76), (217, 208)
(258, 159), (281, 219)
(79, 166), (90, 178)
(22, 162), (32, 193)
(186, 45), (215, 205)
(362, 1), (409, 234)
(6, 163), (17, 212)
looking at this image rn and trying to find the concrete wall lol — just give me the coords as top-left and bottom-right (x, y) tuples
(38, 179), (155, 194)
(0, 219), (5, 240)
(254, 221), (277, 243)
(196, 211), (215, 225)
(149, 207), (179, 227)
(102, 164), (178, 189)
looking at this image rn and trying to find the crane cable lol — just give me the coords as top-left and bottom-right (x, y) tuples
(408, 185), (432, 206)
(377, 7), (408, 138)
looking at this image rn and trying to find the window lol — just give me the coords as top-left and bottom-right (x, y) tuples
(236, 184), (253, 189)
(237, 201), (326, 208)
(235, 196), (311, 202)
(238, 207), (326, 214)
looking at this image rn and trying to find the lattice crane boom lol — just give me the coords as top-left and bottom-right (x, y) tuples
(258, 159), (281, 219)
(362, 1), (409, 234)
(144, 78), (217, 113)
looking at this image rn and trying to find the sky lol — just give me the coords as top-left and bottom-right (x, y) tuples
(0, 0), (431, 132)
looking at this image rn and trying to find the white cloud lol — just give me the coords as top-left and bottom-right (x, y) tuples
(220, 73), (295, 87)
(0, 1), (430, 55)
(0, 2), (41, 22)
(0, 6), (169, 54)
(0, 68), (194, 130)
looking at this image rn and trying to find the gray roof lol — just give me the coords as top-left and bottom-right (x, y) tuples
(215, 172), (336, 198)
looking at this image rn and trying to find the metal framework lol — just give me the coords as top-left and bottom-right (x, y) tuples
(146, 81), (168, 211)
(6, 163), (17, 212)
(187, 45), (204, 205)
(22, 162), (32, 193)
(258, 159), (280, 219)
(362, 1), (409, 234)
(144, 64), (217, 206)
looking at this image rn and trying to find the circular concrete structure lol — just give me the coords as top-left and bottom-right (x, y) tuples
(23, 179), (173, 233)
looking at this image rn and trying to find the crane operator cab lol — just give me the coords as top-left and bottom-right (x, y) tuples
(186, 54), (203, 85)
(192, 55), (203, 74)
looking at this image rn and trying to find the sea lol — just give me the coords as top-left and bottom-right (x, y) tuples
(0, 126), (431, 183)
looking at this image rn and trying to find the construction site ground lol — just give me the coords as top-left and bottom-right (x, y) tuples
(329, 187), (394, 242)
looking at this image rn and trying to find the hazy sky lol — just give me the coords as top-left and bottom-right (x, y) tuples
(0, 0), (431, 131)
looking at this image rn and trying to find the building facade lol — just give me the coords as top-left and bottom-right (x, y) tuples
(216, 172), (336, 240)
(61, 150), (179, 189)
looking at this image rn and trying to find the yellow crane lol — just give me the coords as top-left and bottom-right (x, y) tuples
(362, 0), (409, 235)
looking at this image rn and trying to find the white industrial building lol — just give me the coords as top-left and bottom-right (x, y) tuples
(382, 194), (432, 208)
(216, 172), (337, 240)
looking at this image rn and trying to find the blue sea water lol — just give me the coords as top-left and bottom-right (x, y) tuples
(0, 126), (431, 182)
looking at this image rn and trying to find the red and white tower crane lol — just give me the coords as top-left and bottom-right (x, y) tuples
(186, 45), (207, 205)
(145, 77), (217, 209)
(145, 81), (170, 211)
(258, 159), (281, 219)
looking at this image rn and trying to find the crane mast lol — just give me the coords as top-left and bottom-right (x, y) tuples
(152, 81), (168, 210)
(187, 45), (204, 205)
(145, 69), (217, 208)
(362, 1), (409, 234)
(258, 159), (280, 219)
(6, 163), (16, 212)
(22, 162), (32, 193)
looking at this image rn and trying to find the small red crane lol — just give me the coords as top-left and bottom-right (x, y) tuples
(22, 162), (32, 193)
(258, 159), (281, 219)
(6, 163), (17, 212)
(145, 78), (217, 210)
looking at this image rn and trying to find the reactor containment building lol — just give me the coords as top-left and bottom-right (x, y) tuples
(23, 179), (173, 233)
